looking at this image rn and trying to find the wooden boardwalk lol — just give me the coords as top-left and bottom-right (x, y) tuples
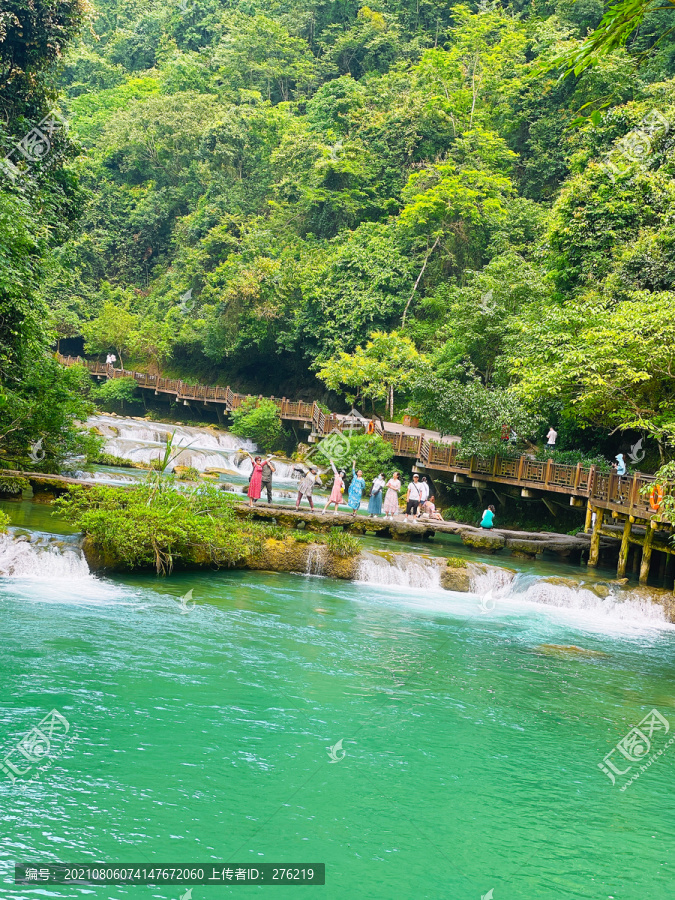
(60, 354), (674, 584)
(60, 354), (660, 514)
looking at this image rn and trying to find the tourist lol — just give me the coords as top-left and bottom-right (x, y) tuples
(368, 472), (385, 517)
(294, 465), (322, 510)
(419, 495), (444, 521)
(545, 425), (558, 452)
(614, 452), (627, 502)
(246, 454), (264, 507)
(404, 473), (423, 522)
(323, 459), (345, 514)
(419, 476), (430, 504)
(480, 504), (496, 529)
(260, 455), (276, 504)
(382, 472), (402, 519)
(105, 352), (117, 367)
(347, 459), (366, 517)
(615, 453), (627, 477)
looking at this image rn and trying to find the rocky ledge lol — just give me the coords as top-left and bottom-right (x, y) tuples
(232, 503), (614, 560)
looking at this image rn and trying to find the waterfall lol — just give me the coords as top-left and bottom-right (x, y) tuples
(87, 415), (300, 481)
(305, 546), (326, 576)
(0, 532), (91, 579)
(469, 563), (516, 597)
(357, 551), (443, 590)
(355, 551), (670, 627)
(501, 574), (670, 624)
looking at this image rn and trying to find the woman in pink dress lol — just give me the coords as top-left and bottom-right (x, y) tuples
(323, 459), (345, 514)
(382, 471), (402, 519)
(246, 454), (264, 507)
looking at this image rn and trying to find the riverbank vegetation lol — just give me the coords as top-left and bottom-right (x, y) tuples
(3, 0), (675, 468)
(54, 481), (361, 573)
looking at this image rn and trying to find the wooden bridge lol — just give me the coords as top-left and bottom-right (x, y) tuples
(61, 354), (674, 586)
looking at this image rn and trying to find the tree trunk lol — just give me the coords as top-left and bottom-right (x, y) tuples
(401, 235), (441, 326)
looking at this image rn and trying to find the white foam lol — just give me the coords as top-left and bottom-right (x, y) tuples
(0, 533), (90, 580)
(357, 550), (443, 590)
(88, 414), (299, 481)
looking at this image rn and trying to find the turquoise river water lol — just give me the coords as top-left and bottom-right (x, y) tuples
(1, 502), (675, 899)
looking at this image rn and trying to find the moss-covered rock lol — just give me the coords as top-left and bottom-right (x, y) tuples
(461, 529), (505, 552)
(82, 534), (121, 571)
(440, 566), (471, 592)
(245, 538), (358, 579)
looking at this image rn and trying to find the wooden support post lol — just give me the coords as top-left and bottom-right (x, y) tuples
(542, 497), (558, 517)
(517, 455), (525, 481)
(588, 506), (604, 567)
(628, 474), (638, 513)
(617, 518), (632, 578)
(544, 458), (552, 486)
(639, 522), (655, 585)
(584, 502), (593, 534)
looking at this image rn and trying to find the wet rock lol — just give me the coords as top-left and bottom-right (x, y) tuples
(81, 535), (120, 571)
(535, 644), (610, 659)
(461, 528), (505, 552)
(244, 538), (358, 580)
(587, 583), (611, 598)
(441, 566), (471, 592)
(540, 576), (581, 590)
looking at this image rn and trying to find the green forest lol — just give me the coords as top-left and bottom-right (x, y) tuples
(3, 0), (675, 468)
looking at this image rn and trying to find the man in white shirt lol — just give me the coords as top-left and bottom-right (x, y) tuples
(546, 426), (558, 451)
(404, 474), (423, 522)
(419, 476), (430, 503)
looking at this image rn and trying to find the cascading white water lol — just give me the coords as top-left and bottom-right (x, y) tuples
(305, 546), (326, 576)
(468, 563), (516, 597)
(0, 532), (91, 579)
(355, 550), (671, 626)
(500, 573), (670, 624)
(87, 414), (300, 481)
(357, 551), (443, 590)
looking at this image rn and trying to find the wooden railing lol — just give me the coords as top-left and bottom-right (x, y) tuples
(58, 355), (438, 446)
(60, 354), (666, 520)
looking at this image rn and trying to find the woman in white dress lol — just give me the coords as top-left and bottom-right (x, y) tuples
(382, 471), (402, 519)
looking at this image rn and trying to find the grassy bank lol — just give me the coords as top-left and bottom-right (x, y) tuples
(55, 483), (361, 574)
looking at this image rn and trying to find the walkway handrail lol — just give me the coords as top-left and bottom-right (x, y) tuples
(59, 353), (665, 520)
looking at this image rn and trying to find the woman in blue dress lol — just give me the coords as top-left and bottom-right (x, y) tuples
(347, 459), (366, 516)
(368, 473), (385, 517)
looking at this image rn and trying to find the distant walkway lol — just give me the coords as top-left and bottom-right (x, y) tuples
(58, 354), (456, 448)
(58, 354), (674, 586)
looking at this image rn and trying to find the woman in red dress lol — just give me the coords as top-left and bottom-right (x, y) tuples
(246, 454), (264, 507)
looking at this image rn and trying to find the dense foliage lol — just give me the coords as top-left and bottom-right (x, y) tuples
(4, 0), (675, 464)
(54, 482), (269, 572)
(230, 397), (284, 452)
(0, 0), (94, 467)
